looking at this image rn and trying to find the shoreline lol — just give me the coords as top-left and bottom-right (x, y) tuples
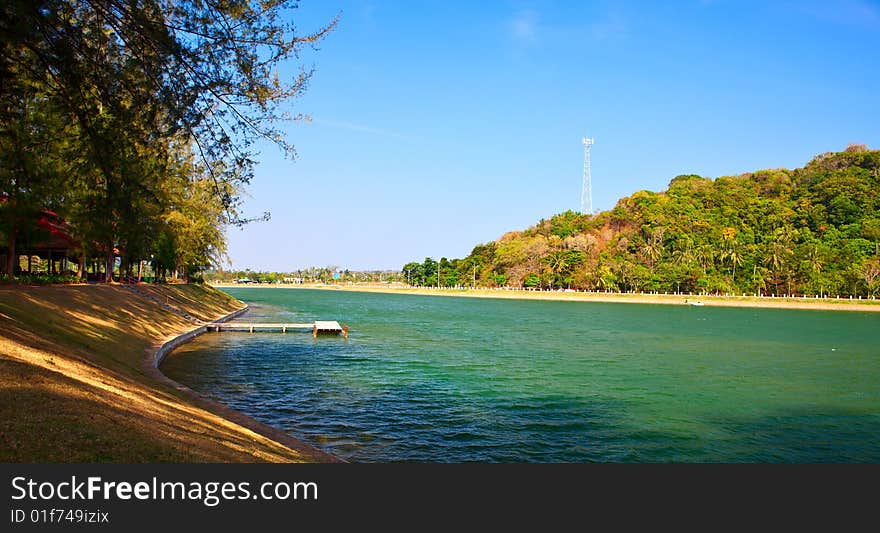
(147, 305), (342, 463)
(0, 284), (341, 462)
(210, 283), (880, 313)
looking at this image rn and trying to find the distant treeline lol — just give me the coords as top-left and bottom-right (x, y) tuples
(206, 268), (404, 285)
(1, 1), (334, 282)
(404, 146), (880, 297)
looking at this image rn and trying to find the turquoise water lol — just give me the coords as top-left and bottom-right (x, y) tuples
(161, 288), (880, 462)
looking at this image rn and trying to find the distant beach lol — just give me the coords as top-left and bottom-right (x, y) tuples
(210, 282), (880, 313)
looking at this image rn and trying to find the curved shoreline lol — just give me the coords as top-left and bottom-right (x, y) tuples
(144, 304), (343, 463)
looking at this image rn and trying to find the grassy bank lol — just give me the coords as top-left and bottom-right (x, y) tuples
(0, 284), (336, 462)
(212, 283), (880, 312)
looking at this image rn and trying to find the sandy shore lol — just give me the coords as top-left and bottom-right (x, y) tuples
(211, 283), (880, 312)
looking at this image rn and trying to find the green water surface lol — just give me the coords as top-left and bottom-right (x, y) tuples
(160, 288), (880, 462)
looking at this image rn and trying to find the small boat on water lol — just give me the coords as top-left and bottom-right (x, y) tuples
(685, 300), (704, 306)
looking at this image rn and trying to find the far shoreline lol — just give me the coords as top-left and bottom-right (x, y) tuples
(209, 282), (880, 313)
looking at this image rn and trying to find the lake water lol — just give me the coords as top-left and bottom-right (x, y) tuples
(161, 287), (880, 462)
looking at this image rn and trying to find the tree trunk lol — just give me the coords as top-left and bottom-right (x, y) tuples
(78, 252), (86, 281)
(5, 231), (15, 279)
(104, 242), (114, 283)
(137, 260), (143, 283)
(119, 252), (128, 283)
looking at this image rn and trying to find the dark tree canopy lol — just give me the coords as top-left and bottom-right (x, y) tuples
(0, 0), (336, 281)
(2, 0), (336, 217)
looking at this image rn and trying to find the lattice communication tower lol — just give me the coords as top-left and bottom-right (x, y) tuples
(581, 137), (594, 215)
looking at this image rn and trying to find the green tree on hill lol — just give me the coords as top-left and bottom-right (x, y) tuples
(404, 147), (880, 297)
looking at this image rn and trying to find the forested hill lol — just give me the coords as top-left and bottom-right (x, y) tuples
(403, 145), (880, 297)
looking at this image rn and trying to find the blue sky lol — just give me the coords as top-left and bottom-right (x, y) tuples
(226, 0), (880, 272)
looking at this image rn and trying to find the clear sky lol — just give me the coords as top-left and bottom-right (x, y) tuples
(225, 0), (880, 272)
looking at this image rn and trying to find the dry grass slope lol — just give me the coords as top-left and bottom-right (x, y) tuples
(0, 284), (334, 463)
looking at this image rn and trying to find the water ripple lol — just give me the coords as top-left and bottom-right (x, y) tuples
(161, 288), (880, 462)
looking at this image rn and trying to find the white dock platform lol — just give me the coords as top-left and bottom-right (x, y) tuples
(206, 321), (347, 337)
